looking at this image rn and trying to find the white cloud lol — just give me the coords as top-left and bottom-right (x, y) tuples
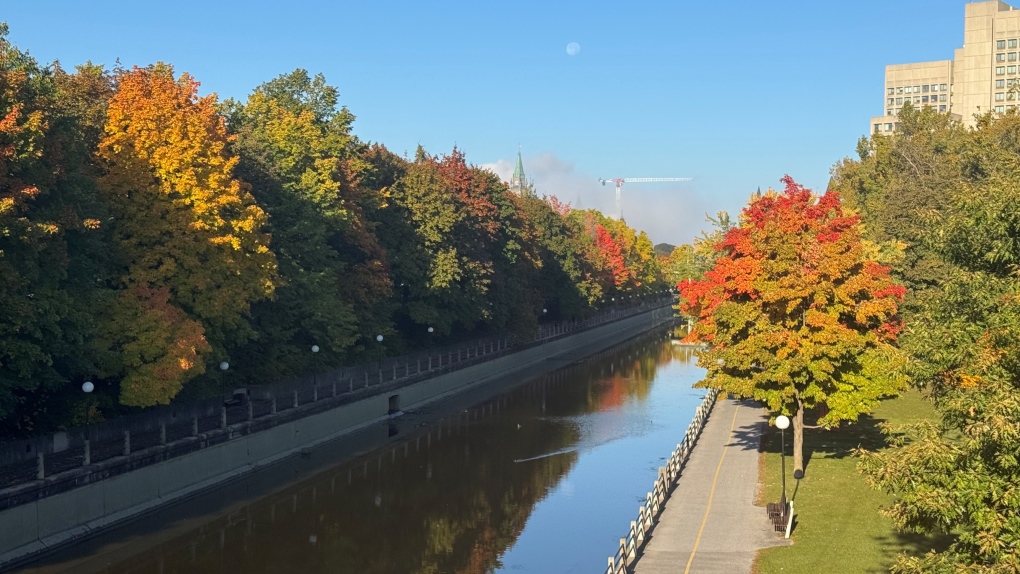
(482, 152), (715, 247)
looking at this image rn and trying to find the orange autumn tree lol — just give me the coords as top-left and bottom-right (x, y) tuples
(95, 64), (277, 406)
(679, 176), (907, 475)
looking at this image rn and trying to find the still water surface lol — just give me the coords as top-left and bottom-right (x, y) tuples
(24, 332), (705, 574)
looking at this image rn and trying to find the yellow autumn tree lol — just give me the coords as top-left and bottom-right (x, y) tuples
(96, 64), (277, 406)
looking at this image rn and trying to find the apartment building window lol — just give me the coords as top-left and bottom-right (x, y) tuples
(998, 79), (1006, 88)
(887, 98), (894, 105)
(932, 84), (939, 92)
(887, 87), (894, 95)
(1011, 39), (1018, 48)
(998, 40), (1006, 49)
(922, 84), (929, 92)
(896, 87), (903, 94)
(941, 84), (948, 91)
(1010, 53), (1018, 62)
(997, 66), (1006, 75)
(896, 108), (901, 113)
(887, 109), (893, 115)
(1009, 92), (1016, 101)
(998, 53), (1006, 62)
(1010, 105), (1016, 111)
(996, 105), (1005, 113)
(874, 124), (881, 134)
(895, 97), (903, 104)
(939, 105), (947, 112)
(1010, 66), (1017, 74)
(996, 92), (1006, 101)
(922, 95), (929, 103)
(914, 96), (921, 103)
(885, 123), (893, 131)
(940, 94), (947, 102)
(1010, 78), (1016, 86)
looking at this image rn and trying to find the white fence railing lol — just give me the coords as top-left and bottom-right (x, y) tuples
(604, 389), (719, 574)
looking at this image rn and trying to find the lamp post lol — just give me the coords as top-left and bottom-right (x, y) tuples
(427, 327), (434, 369)
(376, 335), (384, 383)
(775, 415), (790, 510)
(311, 344), (320, 388)
(82, 381), (94, 465)
(219, 360), (229, 397)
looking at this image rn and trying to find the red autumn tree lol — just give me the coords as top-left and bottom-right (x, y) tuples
(595, 224), (629, 287)
(679, 176), (907, 475)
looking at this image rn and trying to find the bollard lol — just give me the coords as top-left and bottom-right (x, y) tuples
(429, 356), (432, 370)
(160, 423), (167, 445)
(378, 369), (382, 384)
(36, 452), (44, 480)
(247, 401), (254, 421)
(364, 372), (368, 388)
(293, 390), (299, 409)
(332, 381), (337, 397)
(392, 364), (396, 379)
(123, 430), (131, 455)
(313, 385), (318, 402)
(349, 378), (353, 392)
(83, 440), (91, 466)
(192, 415), (199, 436)
(220, 408), (227, 430)
(271, 396), (277, 415)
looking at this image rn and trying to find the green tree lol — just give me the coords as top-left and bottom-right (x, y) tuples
(856, 114), (1020, 573)
(225, 69), (392, 376)
(0, 29), (110, 432)
(829, 103), (965, 316)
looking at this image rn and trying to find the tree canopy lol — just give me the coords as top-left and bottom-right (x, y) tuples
(0, 30), (671, 436)
(680, 176), (907, 474)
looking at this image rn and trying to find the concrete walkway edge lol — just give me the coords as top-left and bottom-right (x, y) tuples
(631, 397), (789, 574)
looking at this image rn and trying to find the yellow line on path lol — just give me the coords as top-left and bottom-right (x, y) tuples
(683, 403), (741, 574)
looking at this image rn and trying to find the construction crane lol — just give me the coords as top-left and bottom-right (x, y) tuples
(598, 177), (693, 219)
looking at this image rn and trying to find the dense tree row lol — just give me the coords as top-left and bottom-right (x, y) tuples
(0, 29), (666, 436)
(834, 104), (1020, 573)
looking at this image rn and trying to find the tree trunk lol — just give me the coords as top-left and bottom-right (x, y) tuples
(793, 393), (805, 477)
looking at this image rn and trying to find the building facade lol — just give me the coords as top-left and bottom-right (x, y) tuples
(871, 0), (1020, 134)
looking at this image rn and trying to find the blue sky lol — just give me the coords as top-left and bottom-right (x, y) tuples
(5, 0), (968, 244)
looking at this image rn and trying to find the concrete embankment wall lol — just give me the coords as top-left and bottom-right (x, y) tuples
(0, 309), (671, 569)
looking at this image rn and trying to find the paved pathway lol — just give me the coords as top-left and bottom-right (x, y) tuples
(632, 397), (789, 574)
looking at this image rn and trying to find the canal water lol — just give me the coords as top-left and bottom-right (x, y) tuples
(21, 331), (706, 574)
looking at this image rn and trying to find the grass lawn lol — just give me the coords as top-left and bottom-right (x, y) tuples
(752, 390), (952, 574)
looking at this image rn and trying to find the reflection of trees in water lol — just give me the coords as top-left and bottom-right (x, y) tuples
(87, 329), (676, 574)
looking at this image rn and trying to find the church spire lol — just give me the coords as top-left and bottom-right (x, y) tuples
(509, 147), (527, 195)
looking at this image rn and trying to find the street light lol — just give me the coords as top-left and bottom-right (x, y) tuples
(375, 335), (384, 382)
(219, 361), (230, 399)
(427, 327), (434, 368)
(775, 415), (790, 510)
(82, 381), (94, 465)
(311, 345), (320, 388)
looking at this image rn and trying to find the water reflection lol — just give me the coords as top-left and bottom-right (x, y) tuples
(25, 331), (701, 574)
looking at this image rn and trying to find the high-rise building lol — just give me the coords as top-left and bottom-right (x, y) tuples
(871, 1), (1020, 135)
